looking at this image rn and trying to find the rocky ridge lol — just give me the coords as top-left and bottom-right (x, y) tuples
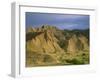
(26, 25), (89, 67)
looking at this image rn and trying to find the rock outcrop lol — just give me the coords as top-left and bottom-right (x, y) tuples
(26, 25), (89, 67)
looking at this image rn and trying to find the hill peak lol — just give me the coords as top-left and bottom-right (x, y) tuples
(41, 25), (58, 30)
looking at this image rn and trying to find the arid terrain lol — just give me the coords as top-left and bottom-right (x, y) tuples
(26, 25), (89, 67)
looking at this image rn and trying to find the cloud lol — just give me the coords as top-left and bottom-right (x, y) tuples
(26, 12), (89, 30)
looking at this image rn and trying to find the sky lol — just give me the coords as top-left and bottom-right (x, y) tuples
(25, 12), (89, 30)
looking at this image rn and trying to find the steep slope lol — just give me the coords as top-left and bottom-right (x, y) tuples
(26, 25), (65, 53)
(26, 25), (89, 67)
(66, 34), (89, 53)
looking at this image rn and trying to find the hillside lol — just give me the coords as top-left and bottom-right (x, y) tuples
(26, 25), (89, 67)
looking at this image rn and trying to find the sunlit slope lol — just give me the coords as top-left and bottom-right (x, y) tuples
(26, 25), (89, 67)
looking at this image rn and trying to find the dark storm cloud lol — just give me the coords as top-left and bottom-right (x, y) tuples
(26, 12), (89, 30)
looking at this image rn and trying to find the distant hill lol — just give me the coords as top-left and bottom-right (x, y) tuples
(26, 25), (89, 67)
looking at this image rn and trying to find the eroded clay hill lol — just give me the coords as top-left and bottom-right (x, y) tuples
(26, 25), (89, 67)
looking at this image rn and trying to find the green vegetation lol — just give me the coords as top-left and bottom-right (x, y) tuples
(61, 52), (89, 65)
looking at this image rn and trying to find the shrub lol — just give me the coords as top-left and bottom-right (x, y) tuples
(65, 58), (85, 64)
